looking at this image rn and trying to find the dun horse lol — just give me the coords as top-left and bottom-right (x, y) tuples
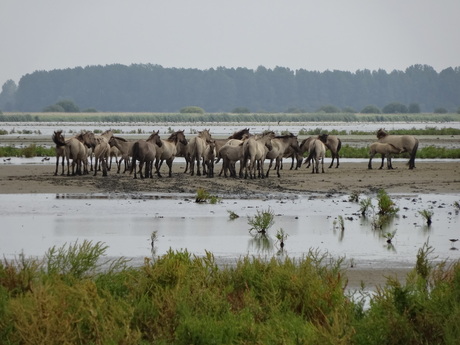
(304, 139), (326, 174)
(186, 129), (212, 176)
(368, 142), (403, 169)
(130, 130), (163, 179)
(243, 131), (275, 179)
(52, 131), (87, 176)
(377, 129), (419, 169)
(265, 133), (300, 178)
(319, 134), (342, 168)
(154, 130), (188, 177)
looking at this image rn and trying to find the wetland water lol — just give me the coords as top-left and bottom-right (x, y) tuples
(1, 192), (459, 269)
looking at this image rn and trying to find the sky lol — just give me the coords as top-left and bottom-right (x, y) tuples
(1, 0), (459, 87)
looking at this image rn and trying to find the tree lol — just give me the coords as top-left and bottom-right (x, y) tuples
(43, 104), (65, 112)
(317, 105), (340, 113)
(0, 79), (17, 111)
(434, 107), (448, 114)
(180, 106), (205, 114)
(408, 103), (421, 113)
(382, 102), (408, 114)
(360, 105), (381, 114)
(232, 107), (250, 113)
(56, 100), (80, 112)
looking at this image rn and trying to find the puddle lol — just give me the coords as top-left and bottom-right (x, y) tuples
(1, 192), (459, 270)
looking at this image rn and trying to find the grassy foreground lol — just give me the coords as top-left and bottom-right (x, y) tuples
(1, 241), (459, 344)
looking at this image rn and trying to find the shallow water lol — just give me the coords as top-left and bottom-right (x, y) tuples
(1, 192), (459, 269)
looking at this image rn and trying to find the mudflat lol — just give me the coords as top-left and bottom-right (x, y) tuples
(0, 160), (458, 196)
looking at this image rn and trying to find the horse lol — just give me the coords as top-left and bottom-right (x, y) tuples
(304, 138), (326, 174)
(203, 140), (216, 178)
(109, 146), (120, 171)
(265, 133), (300, 177)
(108, 136), (134, 173)
(318, 134), (342, 168)
(218, 139), (246, 178)
(295, 137), (315, 169)
(243, 131), (275, 179)
(129, 130), (163, 179)
(376, 129), (419, 169)
(185, 129), (212, 176)
(214, 128), (251, 162)
(154, 130), (188, 177)
(52, 131), (87, 176)
(368, 142), (403, 170)
(52, 130), (67, 176)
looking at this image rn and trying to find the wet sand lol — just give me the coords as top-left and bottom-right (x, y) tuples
(1, 160), (459, 289)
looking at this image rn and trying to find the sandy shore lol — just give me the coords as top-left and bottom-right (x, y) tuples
(1, 160), (459, 289)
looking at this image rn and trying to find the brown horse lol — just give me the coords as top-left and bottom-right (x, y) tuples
(108, 136), (134, 173)
(130, 130), (163, 179)
(214, 128), (251, 162)
(377, 129), (419, 169)
(265, 133), (300, 177)
(218, 139), (246, 178)
(243, 131), (275, 179)
(318, 134), (342, 168)
(368, 142), (403, 169)
(52, 131), (87, 176)
(52, 130), (67, 176)
(154, 130), (188, 177)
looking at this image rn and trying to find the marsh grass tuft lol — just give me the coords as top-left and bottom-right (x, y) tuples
(227, 210), (239, 220)
(247, 207), (275, 234)
(195, 188), (220, 204)
(377, 189), (399, 215)
(418, 209), (434, 225)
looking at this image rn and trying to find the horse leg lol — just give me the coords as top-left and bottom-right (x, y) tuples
(321, 157), (325, 173)
(265, 159), (273, 178)
(275, 158), (281, 178)
(196, 157), (202, 176)
(102, 158), (108, 177)
(379, 155), (385, 170)
(155, 158), (162, 178)
(167, 160), (173, 178)
(368, 153), (375, 170)
(54, 156), (59, 176)
(328, 155), (334, 169)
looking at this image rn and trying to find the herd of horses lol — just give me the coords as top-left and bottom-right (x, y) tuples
(51, 128), (419, 179)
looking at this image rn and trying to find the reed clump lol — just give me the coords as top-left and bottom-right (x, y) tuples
(1, 241), (459, 344)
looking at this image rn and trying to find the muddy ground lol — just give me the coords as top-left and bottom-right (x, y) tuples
(0, 160), (458, 196)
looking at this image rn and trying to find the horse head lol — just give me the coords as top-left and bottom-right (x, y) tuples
(52, 130), (65, 146)
(147, 130), (163, 147)
(170, 130), (188, 145)
(318, 133), (329, 143)
(377, 128), (388, 139)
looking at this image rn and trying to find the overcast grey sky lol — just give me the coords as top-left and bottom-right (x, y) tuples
(1, 0), (459, 87)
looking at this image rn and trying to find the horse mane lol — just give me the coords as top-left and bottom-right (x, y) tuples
(113, 136), (127, 142)
(275, 132), (296, 139)
(228, 128), (250, 139)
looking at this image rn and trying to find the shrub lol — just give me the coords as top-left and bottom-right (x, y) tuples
(247, 207), (275, 234)
(360, 105), (381, 114)
(180, 106), (205, 114)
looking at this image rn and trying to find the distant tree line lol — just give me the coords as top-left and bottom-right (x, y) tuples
(0, 64), (459, 113)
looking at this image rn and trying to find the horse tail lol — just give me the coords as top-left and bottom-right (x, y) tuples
(337, 138), (342, 153)
(409, 138), (419, 168)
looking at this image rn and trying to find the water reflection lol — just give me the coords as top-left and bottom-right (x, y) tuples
(1, 193), (459, 268)
(248, 234), (274, 254)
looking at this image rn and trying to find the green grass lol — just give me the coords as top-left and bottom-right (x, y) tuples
(1, 112), (460, 123)
(1, 241), (459, 344)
